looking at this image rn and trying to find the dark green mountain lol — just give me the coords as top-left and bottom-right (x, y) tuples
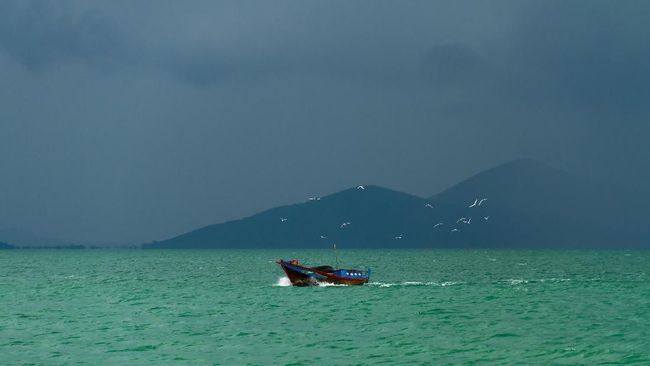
(432, 158), (650, 247)
(144, 159), (650, 249)
(144, 185), (453, 248)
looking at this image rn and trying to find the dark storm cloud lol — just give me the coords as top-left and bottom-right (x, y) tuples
(0, 0), (649, 244)
(2, 1), (448, 86)
(170, 49), (240, 86)
(414, 1), (650, 113)
(420, 43), (489, 86)
(0, 1), (126, 71)
(506, 1), (650, 111)
(498, 1), (650, 183)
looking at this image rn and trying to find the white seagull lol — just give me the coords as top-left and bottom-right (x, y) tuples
(433, 222), (444, 228)
(308, 197), (321, 201)
(468, 199), (478, 208)
(424, 203), (434, 209)
(456, 217), (467, 224)
(484, 216), (490, 221)
(394, 234), (403, 240)
(450, 228), (460, 233)
(280, 218), (288, 222)
(478, 198), (488, 206)
(320, 235), (327, 239)
(340, 222), (351, 228)
(357, 185), (365, 190)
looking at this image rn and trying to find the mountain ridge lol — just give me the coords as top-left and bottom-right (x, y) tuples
(142, 158), (650, 249)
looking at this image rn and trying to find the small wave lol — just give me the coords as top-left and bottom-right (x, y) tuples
(440, 281), (461, 287)
(499, 278), (571, 285)
(370, 282), (396, 287)
(274, 277), (292, 287)
(538, 278), (571, 283)
(368, 281), (463, 288)
(504, 279), (528, 285)
(51, 274), (86, 281)
(272, 277), (351, 287)
(317, 282), (348, 287)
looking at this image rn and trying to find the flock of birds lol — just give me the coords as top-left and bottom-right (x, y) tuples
(444, 198), (489, 234)
(278, 184), (491, 241)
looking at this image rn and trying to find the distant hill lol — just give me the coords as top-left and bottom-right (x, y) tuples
(145, 186), (452, 248)
(0, 241), (16, 250)
(144, 159), (650, 249)
(0, 227), (73, 248)
(432, 158), (650, 247)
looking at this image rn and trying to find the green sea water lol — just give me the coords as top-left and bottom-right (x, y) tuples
(1, 249), (650, 365)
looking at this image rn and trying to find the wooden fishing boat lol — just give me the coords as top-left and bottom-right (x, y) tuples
(276, 259), (370, 286)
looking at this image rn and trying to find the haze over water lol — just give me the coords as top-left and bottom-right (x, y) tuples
(2, 249), (649, 364)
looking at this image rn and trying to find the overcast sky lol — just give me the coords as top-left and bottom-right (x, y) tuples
(1, 0), (649, 244)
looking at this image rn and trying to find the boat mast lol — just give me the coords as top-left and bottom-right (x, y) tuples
(333, 243), (340, 269)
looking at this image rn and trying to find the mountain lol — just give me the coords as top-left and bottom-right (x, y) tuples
(144, 185), (451, 249)
(144, 159), (650, 249)
(432, 158), (650, 247)
(0, 241), (16, 250)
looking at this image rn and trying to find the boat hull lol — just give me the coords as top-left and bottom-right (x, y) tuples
(277, 260), (369, 286)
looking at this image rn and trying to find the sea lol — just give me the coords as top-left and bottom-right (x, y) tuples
(1, 249), (649, 365)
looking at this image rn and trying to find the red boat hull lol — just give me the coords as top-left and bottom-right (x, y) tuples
(277, 260), (369, 286)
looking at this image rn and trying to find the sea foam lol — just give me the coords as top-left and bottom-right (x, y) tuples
(274, 276), (292, 287)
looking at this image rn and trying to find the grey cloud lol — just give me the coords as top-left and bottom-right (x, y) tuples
(1, 1), (649, 244)
(505, 1), (650, 111)
(170, 49), (238, 86)
(0, 0), (126, 71)
(420, 43), (489, 86)
(0, 1), (456, 86)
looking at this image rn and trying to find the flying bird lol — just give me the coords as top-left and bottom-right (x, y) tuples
(478, 198), (488, 206)
(280, 218), (288, 222)
(450, 228), (460, 233)
(394, 234), (403, 240)
(484, 216), (490, 221)
(340, 222), (351, 228)
(357, 185), (365, 190)
(468, 199), (478, 208)
(308, 197), (321, 201)
(456, 217), (467, 224)
(424, 203), (434, 209)
(320, 235), (328, 239)
(433, 222), (444, 228)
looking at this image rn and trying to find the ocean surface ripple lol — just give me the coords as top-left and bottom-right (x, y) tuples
(1, 249), (650, 365)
